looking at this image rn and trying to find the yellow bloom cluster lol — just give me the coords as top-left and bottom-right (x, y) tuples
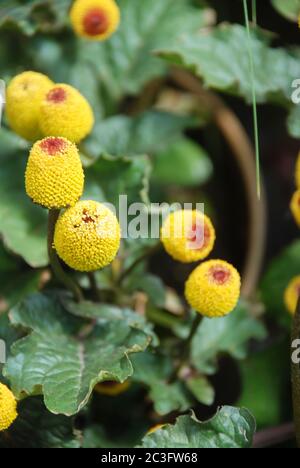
(54, 200), (121, 272)
(94, 380), (130, 396)
(161, 210), (215, 263)
(185, 260), (241, 318)
(6, 73), (94, 143)
(39, 84), (94, 144)
(161, 210), (240, 317)
(25, 137), (84, 209)
(284, 276), (300, 315)
(0, 384), (17, 432)
(6, 71), (54, 141)
(70, 0), (120, 41)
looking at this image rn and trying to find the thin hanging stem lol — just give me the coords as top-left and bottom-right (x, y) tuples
(252, 0), (257, 26)
(169, 314), (203, 383)
(243, 0), (261, 199)
(47, 209), (84, 303)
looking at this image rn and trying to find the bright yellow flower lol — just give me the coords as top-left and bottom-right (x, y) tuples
(25, 137), (84, 209)
(70, 0), (120, 41)
(160, 210), (216, 263)
(39, 84), (94, 143)
(290, 190), (300, 227)
(185, 259), (241, 317)
(54, 200), (121, 272)
(0, 383), (17, 432)
(284, 276), (300, 315)
(6, 71), (54, 141)
(94, 380), (130, 396)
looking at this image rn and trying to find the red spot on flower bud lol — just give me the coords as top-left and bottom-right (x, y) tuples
(187, 222), (211, 249)
(82, 209), (95, 223)
(40, 137), (67, 156)
(209, 265), (231, 285)
(46, 87), (67, 104)
(83, 8), (109, 36)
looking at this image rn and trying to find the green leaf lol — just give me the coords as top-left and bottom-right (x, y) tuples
(191, 303), (267, 374)
(0, 313), (20, 383)
(81, 0), (207, 100)
(153, 138), (213, 187)
(126, 274), (166, 308)
(132, 351), (192, 415)
(260, 240), (300, 328)
(83, 111), (193, 160)
(139, 407), (256, 448)
(4, 292), (153, 415)
(84, 153), (151, 206)
(271, 0), (300, 21)
(158, 24), (300, 104)
(237, 339), (291, 429)
(0, 0), (70, 36)
(185, 376), (215, 406)
(0, 142), (48, 268)
(0, 397), (80, 448)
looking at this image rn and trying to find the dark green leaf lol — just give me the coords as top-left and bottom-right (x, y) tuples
(271, 0), (300, 21)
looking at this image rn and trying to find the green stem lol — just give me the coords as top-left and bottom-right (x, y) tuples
(292, 299), (300, 447)
(169, 314), (203, 383)
(117, 243), (160, 286)
(243, 0), (261, 199)
(47, 209), (83, 303)
(252, 0), (257, 25)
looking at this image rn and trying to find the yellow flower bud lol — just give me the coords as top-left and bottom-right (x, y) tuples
(284, 276), (300, 315)
(54, 200), (121, 272)
(185, 260), (241, 317)
(39, 84), (94, 143)
(70, 0), (120, 41)
(290, 190), (300, 227)
(0, 383), (17, 432)
(25, 137), (84, 209)
(160, 210), (216, 263)
(94, 380), (130, 396)
(6, 71), (54, 141)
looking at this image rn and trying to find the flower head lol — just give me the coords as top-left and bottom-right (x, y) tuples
(39, 84), (94, 143)
(25, 137), (84, 209)
(185, 259), (241, 317)
(54, 200), (121, 272)
(70, 0), (120, 41)
(6, 71), (54, 141)
(0, 383), (17, 432)
(290, 190), (300, 227)
(94, 380), (130, 396)
(160, 210), (216, 263)
(284, 276), (300, 315)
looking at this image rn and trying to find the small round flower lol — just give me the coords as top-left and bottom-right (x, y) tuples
(0, 383), (17, 432)
(39, 84), (94, 143)
(25, 137), (84, 209)
(284, 276), (300, 315)
(70, 0), (120, 41)
(290, 190), (300, 227)
(6, 71), (54, 141)
(160, 210), (216, 263)
(185, 260), (241, 318)
(94, 380), (130, 396)
(54, 200), (121, 272)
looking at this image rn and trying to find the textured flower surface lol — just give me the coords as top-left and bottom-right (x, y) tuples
(290, 190), (300, 227)
(0, 383), (17, 432)
(70, 0), (120, 41)
(185, 259), (241, 317)
(39, 84), (94, 143)
(25, 137), (84, 209)
(54, 200), (121, 272)
(94, 380), (130, 396)
(160, 210), (216, 263)
(284, 276), (300, 315)
(6, 71), (54, 141)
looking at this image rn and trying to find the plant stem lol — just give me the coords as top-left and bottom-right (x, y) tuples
(47, 209), (83, 303)
(252, 0), (257, 26)
(292, 300), (300, 447)
(169, 314), (203, 383)
(117, 243), (160, 286)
